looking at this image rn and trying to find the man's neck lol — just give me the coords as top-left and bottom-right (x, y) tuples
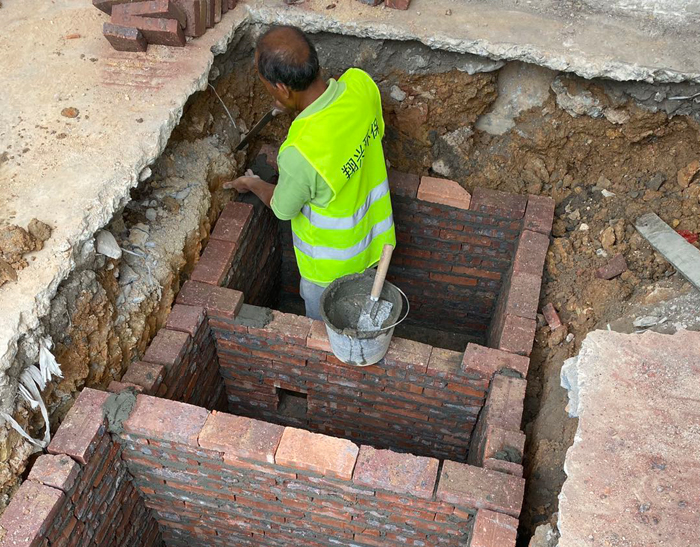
(296, 78), (328, 113)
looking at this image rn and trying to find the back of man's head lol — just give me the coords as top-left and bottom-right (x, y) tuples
(256, 26), (320, 92)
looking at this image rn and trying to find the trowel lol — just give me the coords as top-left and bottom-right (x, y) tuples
(357, 244), (395, 332)
(235, 108), (282, 151)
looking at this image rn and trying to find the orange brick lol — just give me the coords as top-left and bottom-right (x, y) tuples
(275, 428), (359, 480)
(417, 176), (471, 210)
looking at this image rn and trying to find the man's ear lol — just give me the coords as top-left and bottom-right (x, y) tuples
(275, 82), (291, 99)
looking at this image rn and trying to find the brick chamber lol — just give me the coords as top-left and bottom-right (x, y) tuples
(1, 171), (551, 547)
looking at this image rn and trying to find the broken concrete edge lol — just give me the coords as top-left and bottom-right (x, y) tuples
(245, 0), (700, 84)
(0, 9), (250, 419)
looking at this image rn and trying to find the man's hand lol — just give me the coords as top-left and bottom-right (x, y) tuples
(223, 169), (261, 192)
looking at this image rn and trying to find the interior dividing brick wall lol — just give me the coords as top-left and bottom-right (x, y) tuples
(196, 282), (532, 462)
(0, 389), (162, 547)
(116, 393), (524, 547)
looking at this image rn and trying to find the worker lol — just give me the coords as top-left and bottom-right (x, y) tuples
(224, 26), (396, 320)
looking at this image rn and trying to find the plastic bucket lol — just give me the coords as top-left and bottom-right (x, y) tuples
(320, 272), (409, 367)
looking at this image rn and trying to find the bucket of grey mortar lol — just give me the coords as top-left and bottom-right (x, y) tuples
(320, 271), (408, 367)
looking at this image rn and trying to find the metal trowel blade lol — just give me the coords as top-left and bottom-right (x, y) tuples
(357, 300), (393, 332)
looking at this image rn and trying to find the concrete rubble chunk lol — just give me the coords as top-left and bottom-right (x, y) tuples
(559, 329), (700, 547)
(95, 230), (122, 260)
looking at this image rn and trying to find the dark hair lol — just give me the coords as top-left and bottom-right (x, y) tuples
(256, 26), (320, 92)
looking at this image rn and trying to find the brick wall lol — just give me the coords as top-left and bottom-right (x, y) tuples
(112, 291), (227, 410)
(487, 193), (554, 357)
(192, 197), (281, 307)
(0, 389), (162, 547)
(173, 281), (530, 464)
(115, 393), (524, 547)
(278, 172), (526, 342)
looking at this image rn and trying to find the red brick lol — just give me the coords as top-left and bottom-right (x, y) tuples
(595, 253), (627, 280)
(353, 446), (439, 499)
(503, 272), (542, 320)
(483, 458), (523, 477)
(482, 425), (526, 462)
(107, 380), (144, 394)
(28, 454), (80, 493)
(94, 0), (130, 15)
(469, 509), (519, 547)
(523, 194), (555, 235)
(385, 0), (411, 9)
(48, 388), (109, 464)
(211, 201), (253, 243)
(451, 266), (501, 280)
(111, 4), (185, 47)
(103, 22), (148, 52)
(486, 375), (526, 431)
(470, 187), (527, 219)
(172, 0), (206, 37)
(165, 304), (206, 336)
(142, 328), (189, 367)
(263, 311), (313, 344)
(417, 176), (471, 210)
(388, 169), (420, 199)
(497, 314), (536, 356)
(112, 0), (187, 27)
(430, 272), (478, 286)
(122, 394), (209, 446)
(177, 281), (244, 319)
(191, 238), (237, 286)
(436, 461), (524, 518)
(307, 320), (332, 353)
(542, 302), (562, 329)
(427, 348), (462, 377)
(383, 337), (433, 373)
(275, 428), (359, 480)
(512, 230), (550, 276)
(121, 361), (165, 393)
(0, 480), (64, 546)
(199, 410), (284, 464)
(462, 343), (530, 378)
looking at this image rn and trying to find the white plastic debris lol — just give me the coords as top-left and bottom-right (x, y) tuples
(0, 340), (63, 450)
(633, 315), (667, 328)
(95, 230), (122, 259)
(601, 189), (616, 198)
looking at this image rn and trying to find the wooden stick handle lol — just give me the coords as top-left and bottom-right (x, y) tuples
(370, 244), (395, 300)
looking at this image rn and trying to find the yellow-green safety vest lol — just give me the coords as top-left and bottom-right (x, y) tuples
(280, 68), (396, 286)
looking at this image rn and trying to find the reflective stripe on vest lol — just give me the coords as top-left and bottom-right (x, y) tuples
(292, 213), (394, 261)
(299, 178), (390, 231)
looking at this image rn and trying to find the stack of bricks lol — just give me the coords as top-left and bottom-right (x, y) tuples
(279, 171), (525, 342)
(116, 393), (524, 546)
(483, 190), (555, 357)
(111, 292), (225, 410)
(0, 389), (162, 547)
(95, 0), (238, 52)
(192, 199), (281, 308)
(179, 280), (531, 463)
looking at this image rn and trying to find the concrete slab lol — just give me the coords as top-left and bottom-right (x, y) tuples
(559, 329), (700, 547)
(0, 0), (246, 411)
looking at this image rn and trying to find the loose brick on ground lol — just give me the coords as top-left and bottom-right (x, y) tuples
(172, 0), (206, 36)
(102, 22), (148, 52)
(275, 427), (359, 480)
(595, 253), (627, 279)
(542, 302), (562, 329)
(386, 0), (411, 9)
